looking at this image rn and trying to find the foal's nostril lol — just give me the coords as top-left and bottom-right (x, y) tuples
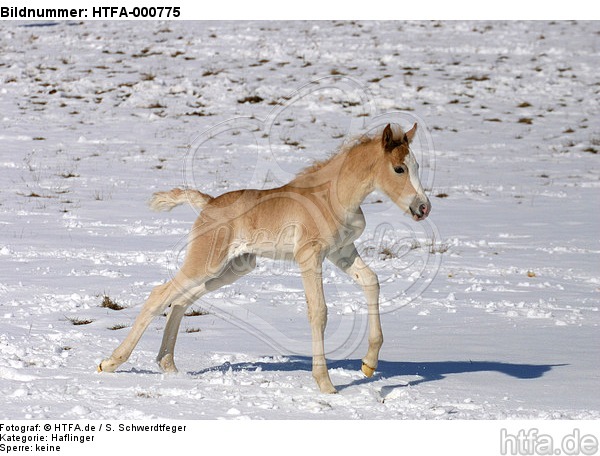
(419, 203), (428, 215)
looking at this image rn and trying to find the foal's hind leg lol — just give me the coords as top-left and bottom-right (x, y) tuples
(156, 254), (256, 373)
(98, 277), (190, 373)
(99, 222), (235, 374)
(328, 243), (382, 378)
(156, 304), (187, 373)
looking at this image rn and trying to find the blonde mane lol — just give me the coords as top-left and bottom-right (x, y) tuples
(295, 125), (407, 178)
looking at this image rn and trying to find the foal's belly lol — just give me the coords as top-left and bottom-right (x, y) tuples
(230, 217), (364, 262)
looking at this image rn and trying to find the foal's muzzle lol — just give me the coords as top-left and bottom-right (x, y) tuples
(410, 197), (431, 221)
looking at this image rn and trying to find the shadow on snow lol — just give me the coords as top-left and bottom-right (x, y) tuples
(187, 356), (565, 391)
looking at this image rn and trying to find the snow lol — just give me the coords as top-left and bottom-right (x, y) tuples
(0, 20), (598, 420)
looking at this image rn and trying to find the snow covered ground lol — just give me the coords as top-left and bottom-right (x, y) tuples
(0, 20), (598, 419)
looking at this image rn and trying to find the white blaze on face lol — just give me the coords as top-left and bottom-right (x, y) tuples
(404, 151), (426, 198)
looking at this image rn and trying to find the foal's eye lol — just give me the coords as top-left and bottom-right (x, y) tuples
(394, 166), (405, 174)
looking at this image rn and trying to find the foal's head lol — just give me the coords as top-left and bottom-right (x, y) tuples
(375, 123), (431, 221)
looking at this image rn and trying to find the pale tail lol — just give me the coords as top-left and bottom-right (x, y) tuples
(149, 188), (213, 212)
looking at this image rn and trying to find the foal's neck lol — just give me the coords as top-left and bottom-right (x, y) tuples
(290, 139), (378, 214)
(337, 141), (378, 211)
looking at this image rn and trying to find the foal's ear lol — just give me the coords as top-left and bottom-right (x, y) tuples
(403, 123), (418, 144)
(382, 124), (395, 152)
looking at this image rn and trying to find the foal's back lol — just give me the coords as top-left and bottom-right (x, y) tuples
(193, 184), (326, 261)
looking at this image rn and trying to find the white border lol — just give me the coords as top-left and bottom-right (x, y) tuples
(4, 0), (599, 20)
(2, 420), (599, 456)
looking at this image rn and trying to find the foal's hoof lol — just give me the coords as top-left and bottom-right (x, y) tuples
(320, 385), (338, 394)
(157, 355), (179, 373)
(361, 362), (376, 378)
(315, 378), (338, 394)
(97, 359), (116, 373)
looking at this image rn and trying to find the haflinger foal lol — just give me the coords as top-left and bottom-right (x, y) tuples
(98, 123), (431, 394)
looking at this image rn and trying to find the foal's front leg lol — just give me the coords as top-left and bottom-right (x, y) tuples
(328, 243), (382, 378)
(299, 258), (337, 394)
